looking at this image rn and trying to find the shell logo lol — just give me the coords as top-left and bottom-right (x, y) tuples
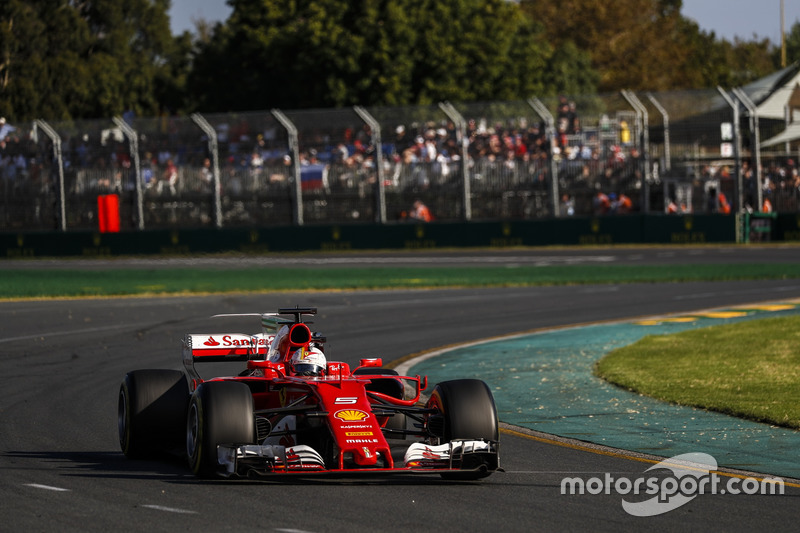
(334, 409), (369, 422)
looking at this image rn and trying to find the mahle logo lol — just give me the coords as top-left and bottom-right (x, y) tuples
(561, 452), (784, 516)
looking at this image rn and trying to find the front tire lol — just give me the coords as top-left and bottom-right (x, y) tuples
(186, 381), (255, 478)
(118, 369), (190, 458)
(426, 379), (498, 479)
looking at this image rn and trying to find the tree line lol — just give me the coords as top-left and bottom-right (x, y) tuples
(1, 0), (798, 123)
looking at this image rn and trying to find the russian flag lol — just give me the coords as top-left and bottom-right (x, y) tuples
(301, 163), (328, 191)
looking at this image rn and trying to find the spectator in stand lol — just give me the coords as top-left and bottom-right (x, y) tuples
(741, 161), (756, 210)
(408, 199), (433, 222)
(141, 152), (156, 191)
(0, 117), (16, 142)
(717, 191), (731, 214)
(249, 149), (264, 190)
(706, 186), (718, 213)
(394, 125), (412, 157)
(619, 120), (631, 146)
(762, 194), (773, 213)
(666, 198), (679, 214)
(615, 192), (633, 214)
(199, 157), (214, 192)
(567, 101), (580, 134)
(556, 96), (570, 125)
(793, 167), (800, 199)
(561, 193), (575, 216)
(593, 191), (611, 215)
(354, 124), (374, 157)
(423, 131), (438, 163)
(159, 158), (178, 195)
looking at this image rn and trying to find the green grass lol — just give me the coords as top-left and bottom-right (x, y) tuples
(2, 263), (800, 298)
(595, 315), (800, 429)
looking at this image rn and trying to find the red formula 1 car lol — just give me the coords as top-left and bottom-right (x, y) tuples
(118, 307), (500, 479)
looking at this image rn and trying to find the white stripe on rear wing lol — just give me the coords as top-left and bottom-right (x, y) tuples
(183, 333), (273, 361)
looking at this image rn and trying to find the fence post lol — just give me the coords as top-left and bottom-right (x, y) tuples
(112, 116), (144, 230)
(438, 101), (471, 221)
(190, 113), (223, 228)
(646, 93), (670, 173)
(732, 87), (762, 211)
(527, 98), (560, 217)
(353, 105), (386, 224)
(271, 109), (302, 226)
(717, 87), (743, 213)
(621, 90), (651, 212)
(33, 120), (66, 231)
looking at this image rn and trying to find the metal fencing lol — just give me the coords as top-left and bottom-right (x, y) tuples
(2, 87), (799, 233)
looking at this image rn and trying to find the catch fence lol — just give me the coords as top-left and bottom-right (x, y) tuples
(2, 87), (798, 233)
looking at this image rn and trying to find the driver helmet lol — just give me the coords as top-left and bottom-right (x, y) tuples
(290, 346), (326, 376)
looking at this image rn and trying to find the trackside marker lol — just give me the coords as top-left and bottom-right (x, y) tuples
(141, 504), (197, 514)
(25, 483), (70, 492)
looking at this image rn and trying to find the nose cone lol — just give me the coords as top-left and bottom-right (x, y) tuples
(353, 446), (379, 466)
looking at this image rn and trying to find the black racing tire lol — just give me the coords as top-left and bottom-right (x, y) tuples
(354, 367), (406, 437)
(186, 380), (255, 478)
(427, 379), (498, 479)
(118, 369), (190, 459)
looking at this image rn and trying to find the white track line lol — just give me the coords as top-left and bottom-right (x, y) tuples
(141, 504), (197, 514)
(25, 483), (70, 492)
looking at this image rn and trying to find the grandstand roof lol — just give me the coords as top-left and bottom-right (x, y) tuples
(743, 61), (800, 120)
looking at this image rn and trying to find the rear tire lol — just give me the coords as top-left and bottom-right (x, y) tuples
(118, 369), (190, 458)
(426, 379), (498, 479)
(186, 381), (255, 478)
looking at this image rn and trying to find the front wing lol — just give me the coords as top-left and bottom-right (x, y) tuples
(216, 440), (500, 478)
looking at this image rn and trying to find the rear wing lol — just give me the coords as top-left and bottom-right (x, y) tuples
(182, 333), (273, 384)
(183, 333), (272, 362)
(183, 307), (318, 384)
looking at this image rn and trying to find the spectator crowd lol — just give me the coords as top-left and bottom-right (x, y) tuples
(3, 99), (800, 231)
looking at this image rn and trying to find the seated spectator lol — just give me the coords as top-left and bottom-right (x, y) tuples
(561, 194), (575, 216)
(593, 191), (611, 215)
(408, 199), (433, 222)
(615, 193), (633, 214)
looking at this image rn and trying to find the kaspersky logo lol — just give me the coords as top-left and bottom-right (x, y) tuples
(334, 409), (369, 422)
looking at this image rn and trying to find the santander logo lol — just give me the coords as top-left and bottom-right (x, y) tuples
(195, 334), (272, 348)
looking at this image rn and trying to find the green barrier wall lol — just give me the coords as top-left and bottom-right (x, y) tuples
(776, 213), (800, 242)
(0, 214), (753, 258)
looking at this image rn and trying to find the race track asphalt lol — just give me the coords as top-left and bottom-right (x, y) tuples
(2, 246), (800, 532)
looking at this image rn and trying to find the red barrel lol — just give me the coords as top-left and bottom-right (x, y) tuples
(97, 194), (120, 233)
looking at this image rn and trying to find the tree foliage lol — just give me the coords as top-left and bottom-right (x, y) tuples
(187, 0), (597, 111)
(0, 0), (796, 121)
(0, 0), (177, 122)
